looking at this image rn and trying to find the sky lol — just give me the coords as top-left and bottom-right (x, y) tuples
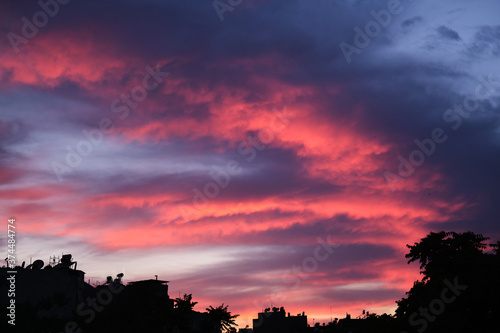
(1, 0), (500, 328)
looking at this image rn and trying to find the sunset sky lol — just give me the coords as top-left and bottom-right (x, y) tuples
(1, 0), (500, 328)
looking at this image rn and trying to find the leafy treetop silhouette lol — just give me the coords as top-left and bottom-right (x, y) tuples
(396, 231), (500, 333)
(174, 293), (198, 312)
(404, 231), (489, 281)
(206, 303), (239, 332)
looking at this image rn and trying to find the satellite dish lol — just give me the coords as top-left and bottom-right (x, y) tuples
(33, 260), (44, 270)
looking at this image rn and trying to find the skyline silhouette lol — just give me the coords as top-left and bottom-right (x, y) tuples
(2, 230), (499, 332)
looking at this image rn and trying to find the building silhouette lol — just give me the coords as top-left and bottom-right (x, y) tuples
(252, 306), (308, 333)
(1, 254), (93, 320)
(0, 254), (228, 332)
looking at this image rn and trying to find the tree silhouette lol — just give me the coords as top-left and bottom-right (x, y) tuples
(404, 231), (488, 281)
(175, 293), (198, 312)
(396, 231), (500, 333)
(206, 303), (239, 332)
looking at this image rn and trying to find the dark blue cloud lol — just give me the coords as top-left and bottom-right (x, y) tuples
(437, 26), (461, 41)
